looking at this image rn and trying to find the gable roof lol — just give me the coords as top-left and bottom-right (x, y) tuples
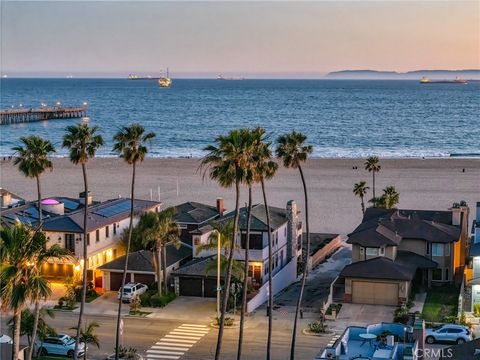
(98, 245), (191, 273)
(340, 251), (437, 281)
(170, 256), (225, 278)
(348, 207), (460, 247)
(172, 202), (220, 224)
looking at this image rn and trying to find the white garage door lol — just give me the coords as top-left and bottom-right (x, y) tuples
(352, 281), (398, 306)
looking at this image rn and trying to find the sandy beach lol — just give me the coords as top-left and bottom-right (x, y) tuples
(1, 157), (479, 234)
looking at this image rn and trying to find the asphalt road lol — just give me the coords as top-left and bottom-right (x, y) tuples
(1, 311), (328, 360)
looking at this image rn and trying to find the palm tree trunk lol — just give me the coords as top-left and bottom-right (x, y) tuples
(290, 164), (309, 360)
(74, 163), (89, 360)
(155, 246), (163, 296)
(162, 243), (168, 294)
(27, 302), (40, 360)
(28, 176), (42, 360)
(361, 195), (365, 215)
(214, 178), (240, 360)
(372, 171), (376, 199)
(237, 186), (252, 360)
(262, 179), (274, 360)
(115, 162), (136, 360)
(12, 309), (21, 360)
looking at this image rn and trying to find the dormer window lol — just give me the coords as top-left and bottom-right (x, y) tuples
(366, 248), (378, 256)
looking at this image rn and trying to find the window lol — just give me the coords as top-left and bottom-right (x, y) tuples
(264, 263), (269, 275)
(426, 243), (430, 255)
(445, 244), (451, 256)
(366, 248), (378, 256)
(113, 223), (117, 235)
(445, 268), (449, 281)
(179, 223), (187, 229)
(106, 226), (109, 238)
(87, 234), (90, 246)
(432, 243), (444, 256)
(194, 237), (200, 246)
(432, 268), (443, 281)
(447, 328), (462, 333)
(96, 229), (100, 243)
(379, 247), (385, 256)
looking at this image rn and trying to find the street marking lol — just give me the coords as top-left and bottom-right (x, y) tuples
(152, 346), (190, 352)
(147, 323), (210, 360)
(156, 342), (193, 348)
(145, 355), (180, 360)
(147, 349), (184, 355)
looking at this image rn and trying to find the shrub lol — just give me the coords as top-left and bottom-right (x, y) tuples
(139, 292), (152, 307)
(149, 292), (176, 308)
(130, 296), (142, 314)
(216, 317), (234, 327)
(394, 306), (409, 324)
(309, 320), (328, 334)
(117, 346), (137, 359)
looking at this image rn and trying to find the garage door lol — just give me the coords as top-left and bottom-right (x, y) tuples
(179, 277), (203, 297)
(352, 281), (398, 306)
(204, 278), (219, 298)
(109, 272), (132, 291)
(41, 263), (74, 279)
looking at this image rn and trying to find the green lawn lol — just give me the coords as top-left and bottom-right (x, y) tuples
(422, 286), (459, 322)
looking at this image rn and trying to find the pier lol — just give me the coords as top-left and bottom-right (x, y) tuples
(1, 106), (87, 125)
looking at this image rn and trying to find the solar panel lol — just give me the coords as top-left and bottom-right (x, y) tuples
(61, 198), (80, 210)
(24, 207), (40, 219)
(94, 200), (132, 218)
(4, 214), (34, 224)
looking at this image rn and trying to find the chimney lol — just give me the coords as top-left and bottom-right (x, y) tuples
(216, 197), (225, 216)
(79, 191), (93, 206)
(286, 200), (299, 263)
(0, 189), (12, 208)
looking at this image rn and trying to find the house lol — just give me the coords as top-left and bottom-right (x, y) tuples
(465, 202), (480, 312)
(0, 187), (25, 208)
(0, 191), (161, 288)
(172, 200), (302, 311)
(98, 246), (191, 291)
(338, 203), (469, 306)
(172, 199), (223, 246)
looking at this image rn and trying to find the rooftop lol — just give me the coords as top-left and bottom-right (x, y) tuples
(219, 203), (292, 232)
(172, 201), (220, 224)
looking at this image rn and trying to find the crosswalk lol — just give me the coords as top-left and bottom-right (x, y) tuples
(146, 323), (210, 360)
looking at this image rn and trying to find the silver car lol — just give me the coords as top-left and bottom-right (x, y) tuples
(117, 282), (148, 302)
(35, 334), (86, 358)
(426, 324), (472, 344)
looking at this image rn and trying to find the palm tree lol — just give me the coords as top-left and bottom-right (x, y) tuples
(7, 307), (56, 348)
(12, 135), (57, 360)
(249, 127), (278, 360)
(70, 321), (100, 360)
(0, 223), (51, 360)
(200, 129), (249, 360)
(12, 135), (55, 226)
(276, 130), (312, 360)
(63, 123), (104, 360)
(353, 181), (370, 215)
(112, 123), (155, 360)
(382, 186), (400, 209)
(138, 208), (181, 296)
(364, 156), (381, 199)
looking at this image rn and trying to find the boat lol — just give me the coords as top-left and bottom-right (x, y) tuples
(217, 74), (244, 81)
(420, 76), (468, 84)
(158, 69), (172, 88)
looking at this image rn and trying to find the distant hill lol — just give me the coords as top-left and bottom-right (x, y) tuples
(325, 69), (480, 80)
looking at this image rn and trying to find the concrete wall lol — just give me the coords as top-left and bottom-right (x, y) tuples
(308, 235), (342, 269)
(247, 258), (297, 313)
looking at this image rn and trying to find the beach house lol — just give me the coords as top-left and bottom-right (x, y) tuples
(0, 191), (161, 288)
(336, 203), (469, 306)
(464, 202), (480, 313)
(172, 200), (302, 311)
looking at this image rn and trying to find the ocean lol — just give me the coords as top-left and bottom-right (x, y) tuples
(1, 78), (479, 158)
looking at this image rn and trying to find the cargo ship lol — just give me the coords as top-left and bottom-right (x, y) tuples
(217, 74), (244, 81)
(128, 74), (159, 80)
(420, 76), (468, 84)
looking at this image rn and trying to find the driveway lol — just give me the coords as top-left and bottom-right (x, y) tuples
(274, 244), (352, 310)
(331, 303), (395, 330)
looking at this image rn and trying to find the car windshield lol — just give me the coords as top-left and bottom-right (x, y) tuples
(123, 288), (132, 293)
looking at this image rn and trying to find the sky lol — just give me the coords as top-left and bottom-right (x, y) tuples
(1, 1), (479, 78)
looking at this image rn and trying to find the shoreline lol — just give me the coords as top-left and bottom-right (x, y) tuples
(1, 157), (479, 235)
